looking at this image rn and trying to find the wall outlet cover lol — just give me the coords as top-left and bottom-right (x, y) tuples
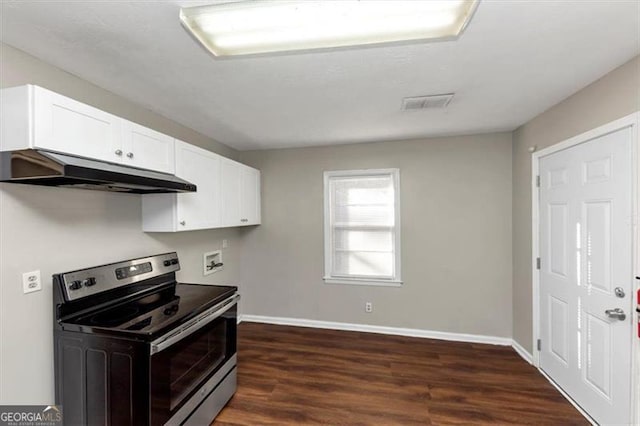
(22, 270), (42, 294)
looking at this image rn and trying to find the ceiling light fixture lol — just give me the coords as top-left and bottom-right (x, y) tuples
(179, 0), (479, 57)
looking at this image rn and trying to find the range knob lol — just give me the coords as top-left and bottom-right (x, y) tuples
(170, 259), (179, 265)
(69, 280), (83, 290)
(163, 260), (171, 267)
(83, 277), (97, 287)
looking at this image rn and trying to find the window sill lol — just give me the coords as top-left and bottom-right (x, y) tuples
(323, 277), (403, 287)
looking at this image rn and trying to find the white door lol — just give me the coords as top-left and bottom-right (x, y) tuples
(121, 120), (175, 174)
(175, 141), (221, 231)
(539, 127), (633, 425)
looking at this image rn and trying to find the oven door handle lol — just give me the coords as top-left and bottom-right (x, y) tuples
(150, 293), (240, 355)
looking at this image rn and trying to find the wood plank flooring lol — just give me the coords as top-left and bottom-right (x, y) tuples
(214, 322), (586, 425)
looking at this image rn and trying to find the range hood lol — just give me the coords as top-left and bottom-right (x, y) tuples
(0, 149), (197, 194)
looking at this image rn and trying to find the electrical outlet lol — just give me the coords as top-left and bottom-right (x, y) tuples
(222, 239), (228, 249)
(365, 302), (373, 313)
(22, 270), (42, 294)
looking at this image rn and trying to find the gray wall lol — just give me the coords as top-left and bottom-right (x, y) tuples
(239, 133), (513, 338)
(0, 44), (241, 404)
(512, 55), (640, 353)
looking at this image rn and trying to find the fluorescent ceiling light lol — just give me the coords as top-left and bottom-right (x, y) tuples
(180, 0), (479, 57)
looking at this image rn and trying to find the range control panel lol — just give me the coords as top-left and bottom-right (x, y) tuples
(60, 253), (180, 301)
(115, 262), (153, 280)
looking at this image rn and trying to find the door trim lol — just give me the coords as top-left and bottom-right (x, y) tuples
(531, 111), (640, 424)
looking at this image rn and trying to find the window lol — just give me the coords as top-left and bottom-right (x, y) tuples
(323, 169), (401, 286)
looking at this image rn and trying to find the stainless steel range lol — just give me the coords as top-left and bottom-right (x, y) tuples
(53, 252), (239, 426)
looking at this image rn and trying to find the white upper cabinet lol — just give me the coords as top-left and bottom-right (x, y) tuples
(1, 85), (261, 232)
(0, 85), (174, 174)
(220, 159), (261, 227)
(121, 120), (175, 174)
(142, 142), (260, 232)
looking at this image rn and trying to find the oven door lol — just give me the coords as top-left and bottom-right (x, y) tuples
(149, 294), (238, 426)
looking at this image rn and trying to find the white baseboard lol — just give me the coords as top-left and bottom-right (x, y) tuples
(240, 314), (512, 346)
(511, 339), (534, 364)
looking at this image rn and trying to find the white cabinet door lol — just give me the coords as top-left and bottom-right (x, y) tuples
(121, 120), (175, 174)
(175, 141), (221, 231)
(221, 159), (242, 227)
(221, 160), (261, 227)
(240, 165), (261, 225)
(33, 86), (122, 164)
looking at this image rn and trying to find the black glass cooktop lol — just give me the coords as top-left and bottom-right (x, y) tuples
(61, 283), (236, 339)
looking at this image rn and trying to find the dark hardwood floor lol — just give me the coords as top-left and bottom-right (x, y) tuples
(214, 322), (586, 425)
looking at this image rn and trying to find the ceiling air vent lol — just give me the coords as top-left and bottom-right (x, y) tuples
(401, 93), (454, 111)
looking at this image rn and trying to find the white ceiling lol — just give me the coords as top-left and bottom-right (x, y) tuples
(1, 1), (638, 151)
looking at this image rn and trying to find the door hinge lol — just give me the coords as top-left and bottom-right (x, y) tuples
(536, 175), (540, 188)
(537, 339), (541, 351)
(536, 257), (541, 270)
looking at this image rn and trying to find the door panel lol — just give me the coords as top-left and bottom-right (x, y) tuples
(549, 296), (569, 364)
(539, 127), (632, 425)
(584, 313), (611, 398)
(548, 204), (568, 277)
(584, 201), (611, 292)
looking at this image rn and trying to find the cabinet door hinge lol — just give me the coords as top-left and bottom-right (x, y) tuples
(536, 175), (541, 188)
(537, 339), (541, 351)
(536, 257), (541, 270)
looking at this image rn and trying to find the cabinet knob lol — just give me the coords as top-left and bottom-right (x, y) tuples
(115, 149), (123, 156)
(180, 221), (186, 226)
(241, 218), (248, 222)
(126, 152), (134, 159)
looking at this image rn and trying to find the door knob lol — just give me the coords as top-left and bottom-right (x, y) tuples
(605, 308), (626, 321)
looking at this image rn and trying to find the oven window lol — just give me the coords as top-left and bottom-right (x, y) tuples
(168, 320), (227, 409)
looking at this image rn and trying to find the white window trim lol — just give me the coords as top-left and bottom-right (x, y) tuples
(323, 168), (402, 287)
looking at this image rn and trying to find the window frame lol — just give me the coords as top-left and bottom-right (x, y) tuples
(323, 168), (402, 287)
